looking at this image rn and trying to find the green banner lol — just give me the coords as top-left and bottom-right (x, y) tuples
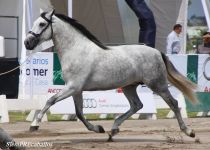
(186, 92), (210, 112)
(187, 55), (198, 83)
(186, 55), (210, 112)
(53, 53), (65, 85)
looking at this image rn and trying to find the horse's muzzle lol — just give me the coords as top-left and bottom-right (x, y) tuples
(24, 35), (39, 50)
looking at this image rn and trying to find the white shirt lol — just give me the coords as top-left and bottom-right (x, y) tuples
(166, 31), (181, 54)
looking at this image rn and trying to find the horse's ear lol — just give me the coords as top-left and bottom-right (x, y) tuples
(40, 9), (44, 14)
(45, 9), (55, 19)
(49, 9), (55, 17)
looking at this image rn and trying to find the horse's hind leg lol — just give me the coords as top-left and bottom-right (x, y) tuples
(110, 85), (143, 137)
(73, 93), (105, 133)
(152, 86), (195, 137)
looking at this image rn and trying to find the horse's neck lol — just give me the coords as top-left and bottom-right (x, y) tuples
(52, 20), (94, 59)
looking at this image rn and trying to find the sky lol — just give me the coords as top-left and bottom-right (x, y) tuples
(188, 0), (206, 19)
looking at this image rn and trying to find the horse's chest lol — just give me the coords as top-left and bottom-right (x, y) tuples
(60, 58), (91, 79)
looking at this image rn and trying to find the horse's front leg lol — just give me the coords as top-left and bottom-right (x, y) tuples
(30, 83), (78, 131)
(73, 93), (105, 133)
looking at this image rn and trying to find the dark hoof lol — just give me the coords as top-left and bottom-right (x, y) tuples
(190, 130), (195, 138)
(97, 125), (105, 133)
(111, 128), (119, 136)
(11, 145), (26, 150)
(107, 133), (114, 142)
(29, 126), (39, 132)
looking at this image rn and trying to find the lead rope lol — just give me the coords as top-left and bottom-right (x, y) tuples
(0, 53), (34, 76)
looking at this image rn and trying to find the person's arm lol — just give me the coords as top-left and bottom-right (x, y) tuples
(171, 41), (181, 54)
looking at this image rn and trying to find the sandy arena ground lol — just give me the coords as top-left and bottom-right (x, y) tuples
(1, 118), (210, 150)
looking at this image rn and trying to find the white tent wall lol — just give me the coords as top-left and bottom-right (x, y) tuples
(201, 0), (210, 29)
(73, 0), (125, 44)
(149, 0), (183, 53)
(51, 0), (68, 15)
(72, 0), (186, 53)
(117, 0), (139, 44)
(25, 0), (68, 20)
(176, 0), (189, 54)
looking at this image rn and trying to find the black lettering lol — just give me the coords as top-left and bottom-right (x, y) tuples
(26, 69), (30, 75)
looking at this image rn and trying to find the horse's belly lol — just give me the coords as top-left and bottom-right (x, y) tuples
(84, 68), (140, 91)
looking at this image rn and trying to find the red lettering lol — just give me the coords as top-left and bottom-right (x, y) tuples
(117, 88), (123, 93)
(99, 99), (106, 103)
(48, 88), (62, 93)
(204, 87), (210, 92)
(48, 89), (52, 93)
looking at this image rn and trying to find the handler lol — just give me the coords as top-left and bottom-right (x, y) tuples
(125, 0), (156, 48)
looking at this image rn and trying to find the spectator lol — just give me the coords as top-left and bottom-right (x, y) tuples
(125, 0), (156, 48)
(197, 31), (210, 54)
(166, 24), (182, 54)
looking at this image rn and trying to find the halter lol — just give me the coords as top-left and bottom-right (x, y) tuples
(28, 12), (54, 39)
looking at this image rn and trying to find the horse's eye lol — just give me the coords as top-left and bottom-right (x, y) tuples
(39, 23), (46, 27)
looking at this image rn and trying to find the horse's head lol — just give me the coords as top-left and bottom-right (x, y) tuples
(24, 10), (55, 50)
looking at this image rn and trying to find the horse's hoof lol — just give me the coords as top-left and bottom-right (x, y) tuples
(12, 145), (26, 150)
(111, 128), (119, 136)
(190, 130), (195, 138)
(97, 125), (105, 133)
(107, 133), (114, 142)
(29, 126), (39, 132)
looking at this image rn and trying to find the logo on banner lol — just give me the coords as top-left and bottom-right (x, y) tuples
(83, 99), (97, 108)
(53, 53), (65, 85)
(187, 55), (198, 83)
(21, 53), (53, 94)
(203, 57), (210, 81)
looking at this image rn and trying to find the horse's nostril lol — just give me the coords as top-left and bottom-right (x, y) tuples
(24, 40), (30, 48)
(26, 41), (30, 46)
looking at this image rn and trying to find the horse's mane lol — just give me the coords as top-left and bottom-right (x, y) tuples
(54, 13), (109, 50)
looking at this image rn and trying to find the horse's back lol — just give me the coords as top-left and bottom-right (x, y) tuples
(84, 44), (167, 91)
(110, 44), (161, 58)
(110, 44), (167, 84)
(109, 44), (164, 69)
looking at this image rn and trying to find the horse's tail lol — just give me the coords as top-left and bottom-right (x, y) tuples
(161, 52), (198, 104)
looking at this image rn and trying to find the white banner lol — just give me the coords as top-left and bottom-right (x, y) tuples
(168, 54), (188, 100)
(20, 52), (53, 95)
(198, 54), (210, 92)
(49, 85), (156, 114)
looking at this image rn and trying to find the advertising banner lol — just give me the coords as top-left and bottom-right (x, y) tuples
(20, 52), (53, 95)
(49, 85), (156, 114)
(53, 53), (65, 85)
(168, 55), (188, 100)
(20, 53), (210, 113)
(186, 54), (210, 112)
(198, 55), (210, 92)
(187, 55), (199, 83)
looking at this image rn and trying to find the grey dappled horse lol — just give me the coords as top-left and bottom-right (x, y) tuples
(24, 10), (198, 139)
